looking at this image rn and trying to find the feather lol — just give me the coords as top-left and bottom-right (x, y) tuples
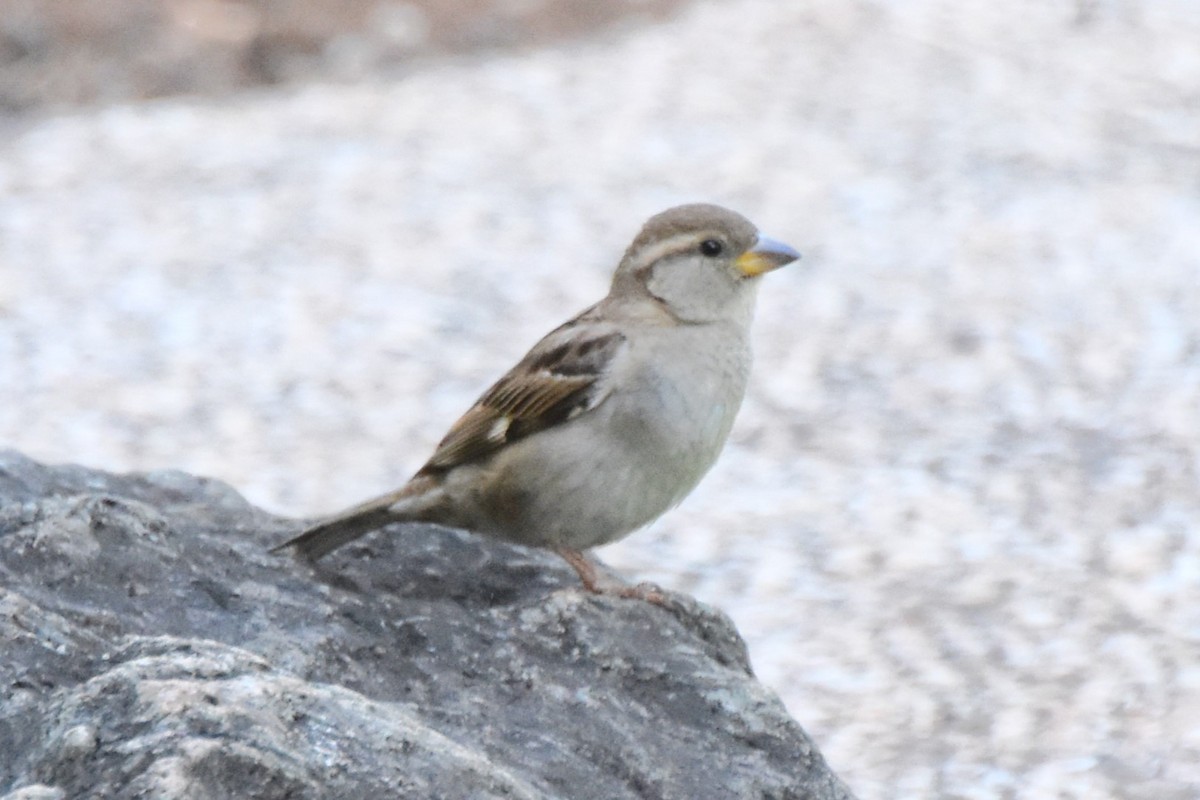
(421, 324), (625, 473)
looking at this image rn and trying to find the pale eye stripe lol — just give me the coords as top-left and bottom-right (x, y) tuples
(631, 232), (712, 271)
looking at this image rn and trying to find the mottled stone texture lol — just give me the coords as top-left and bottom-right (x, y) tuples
(0, 450), (853, 800)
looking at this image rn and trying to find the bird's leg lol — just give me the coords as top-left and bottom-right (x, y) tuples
(553, 547), (667, 605)
(553, 546), (602, 591)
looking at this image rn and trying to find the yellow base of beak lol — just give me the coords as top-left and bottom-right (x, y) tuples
(735, 234), (802, 277)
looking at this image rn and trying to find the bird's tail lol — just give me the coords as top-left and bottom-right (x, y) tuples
(270, 478), (437, 562)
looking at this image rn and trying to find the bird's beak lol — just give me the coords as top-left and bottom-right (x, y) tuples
(735, 234), (802, 277)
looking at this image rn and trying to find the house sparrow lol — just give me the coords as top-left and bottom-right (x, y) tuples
(273, 203), (800, 598)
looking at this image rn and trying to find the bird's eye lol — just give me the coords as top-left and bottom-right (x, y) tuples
(699, 239), (723, 257)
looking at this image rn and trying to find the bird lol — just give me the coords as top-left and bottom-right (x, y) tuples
(272, 203), (800, 599)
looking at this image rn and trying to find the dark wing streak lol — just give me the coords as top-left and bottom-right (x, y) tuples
(419, 326), (626, 474)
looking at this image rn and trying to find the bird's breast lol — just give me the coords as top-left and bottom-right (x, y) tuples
(610, 326), (751, 491)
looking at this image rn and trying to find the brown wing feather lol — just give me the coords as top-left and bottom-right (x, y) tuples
(420, 323), (625, 474)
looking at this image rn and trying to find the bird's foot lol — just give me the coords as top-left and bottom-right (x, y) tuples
(553, 547), (669, 606)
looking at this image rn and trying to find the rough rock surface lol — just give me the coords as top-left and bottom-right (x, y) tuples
(0, 450), (853, 800)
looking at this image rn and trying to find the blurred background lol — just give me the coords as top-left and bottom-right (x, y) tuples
(2, 1), (1199, 798)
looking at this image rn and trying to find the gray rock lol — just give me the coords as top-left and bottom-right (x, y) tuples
(0, 450), (854, 799)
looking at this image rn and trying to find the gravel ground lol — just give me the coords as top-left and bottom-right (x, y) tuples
(2, 1), (1199, 797)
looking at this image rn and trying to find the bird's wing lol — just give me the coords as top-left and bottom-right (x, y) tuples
(420, 316), (626, 473)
